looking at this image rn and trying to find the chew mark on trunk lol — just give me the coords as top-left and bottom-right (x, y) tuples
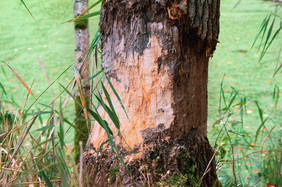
(167, 0), (188, 20)
(89, 36), (175, 150)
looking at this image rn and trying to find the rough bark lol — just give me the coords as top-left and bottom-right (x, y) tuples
(73, 0), (90, 163)
(84, 0), (220, 186)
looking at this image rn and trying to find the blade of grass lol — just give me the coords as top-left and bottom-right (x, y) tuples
(0, 82), (7, 96)
(1, 66), (8, 79)
(58, 82), (82, 108)
(99, 84), (133, 152)
(63, 118), (88, 138)
(254, 117), (268, 144)
(34, 125), (55, 132)
(74, 11), (100, 21)
(87, 108), (113, 136)
(66, 0), (102, 23)
(81, 69), (103, 85)
(254, 100), (263, 122)
(259, 25), (281, 62)
(32, 138), (56, 150)
(94, 93), (120, 130)
(73, 66), (90, 129)
(250, 15), (270, 51)
(57, 151), (69, 187)
(4, 62), (36, 99)
(105, 74), (129, 119)
(260, 126), (276, 151)
(37, 164), (53, 187)
(20, 0), (36, 22)
(89, 31), (101, 57)
(258, 16), (276, 62)
(59, 100), (65, 151)
(6, 115), (38, 168)
(256, 14), (271, 54)
(25, 48), (89, 113)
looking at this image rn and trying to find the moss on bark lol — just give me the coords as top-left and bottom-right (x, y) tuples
(74, 16), (88, 30)
(74, 96), (90, 163)
(83, 130), (221, 186)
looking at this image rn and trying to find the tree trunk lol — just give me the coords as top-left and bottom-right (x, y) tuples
(84, 0), (220, 186)
(73, 0), (90, 163)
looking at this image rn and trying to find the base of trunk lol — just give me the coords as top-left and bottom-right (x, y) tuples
(83, 129), (221, 186)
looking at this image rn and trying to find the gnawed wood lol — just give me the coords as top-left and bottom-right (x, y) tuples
(84, 0), (220, 185)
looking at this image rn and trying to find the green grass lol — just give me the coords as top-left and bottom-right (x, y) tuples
(208, 0), (282, 132)
(0, 0), (100, 143)
(0, 0), (99, 105)
(1, 0), (280, 131)
(0, 0), (281, 186)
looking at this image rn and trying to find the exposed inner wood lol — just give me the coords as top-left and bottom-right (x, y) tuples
(89, 35), (174, 149)
(84, 0), (220, 185)
(87, 0), (219, 151)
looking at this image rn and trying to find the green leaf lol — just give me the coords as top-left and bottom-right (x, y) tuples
(212, 120), (220, 127)
(259, 25), (282, 62)
(32, 138), (56, 150)
(26, 61), (75, 113)
(38, 162), (57, 173)
(58, 156), (69, 187)
(87, 0), (102, 12)
(38, 167), (53, 187)
(38, 103), (53, 109)
(95, 94), (119, 130)
(250, 14), (270, 51)
(254, 100), (263, 122)
(105, 74), (129, 119)
(112, 142), (131, 176)
(0, 82), (7, 96)
(63, 118), (88, 138)
(59, 101), (65, 151)
(66, 0), (101, 23)
(81, 69), (103, 85)
(221, 90), (238, 114)
(1, 66), (8, 80)
(232, 100), (246, 107)
(257, 14), (271, 53)
(34, 125), (55, 132)
(58, 82), (76, 101)
(222, 137), (231, 142)
(89, 31), (101, 57)
(20, 0), (36, 22)
(75, 11), (100, 20)
(58, 147), (70, 176)
(273, 85), (280, 101)
(221, 86), (227, 108)
(27, 111), (51, 116)
(101, 83), (120, 129)
(87, 108), (113, 136)
(99, 139), (110, 152)
(72, 66), (80, 75)
(254, 117), (268, 143)
(259, 16), (276, 62)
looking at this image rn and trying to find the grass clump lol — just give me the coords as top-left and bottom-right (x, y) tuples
(109, 165), (120, 183)
(157, 173), (188, 187)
